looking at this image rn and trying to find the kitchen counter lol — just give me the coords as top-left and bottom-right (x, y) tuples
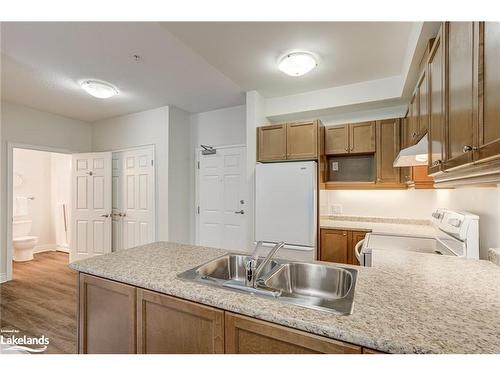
(320, 215), (436, 237)
(70, 242), (500, 354)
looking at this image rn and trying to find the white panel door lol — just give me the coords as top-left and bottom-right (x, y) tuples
(120, 147), (155, 249)
(197, 146), (247, 251)
(70, 152), (112, 262)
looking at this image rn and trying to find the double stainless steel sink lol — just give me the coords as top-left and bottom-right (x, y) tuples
(178, 254), (358, 315)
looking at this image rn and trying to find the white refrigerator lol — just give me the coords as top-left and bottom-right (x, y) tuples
(255, 161), (317, 261)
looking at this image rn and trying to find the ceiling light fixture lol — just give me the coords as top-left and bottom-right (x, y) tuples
(278, 52), (317, 77)
(80, 80), (119, 99)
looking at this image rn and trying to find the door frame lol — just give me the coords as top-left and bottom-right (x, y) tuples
(194, 144), (246, 246)
(5, 142), (73, 282)
(110, 144), (156, 249)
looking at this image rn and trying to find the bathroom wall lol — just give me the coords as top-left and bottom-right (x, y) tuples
(321, 187), (500, 260)
(13, 148), (54, 249)
(50, 153), (72, 250)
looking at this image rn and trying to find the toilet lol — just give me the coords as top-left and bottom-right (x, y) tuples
(12, 220), (38, 262)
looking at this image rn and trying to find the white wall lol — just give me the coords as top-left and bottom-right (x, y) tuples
(50, 153), (72, 249)
(1, 101), (92, 280)
(321, 187), (500, 260)
(189, 105), (246, 147)
(245, 92), (270, 250)
(168, 106), (191, 243)
(188, 105), (246, 243)
(13, 148), (53, 248)
(92, 106), (170, 241)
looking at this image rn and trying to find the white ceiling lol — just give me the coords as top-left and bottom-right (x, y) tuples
(0, 22), (244, 122)
(163, 22), (416, 97)
(1, 21), (419, 122)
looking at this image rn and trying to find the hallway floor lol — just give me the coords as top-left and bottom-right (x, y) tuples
(0, 251), (77, 354)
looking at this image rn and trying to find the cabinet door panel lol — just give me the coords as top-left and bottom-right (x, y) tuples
(409, 91), (420, 145)
(376, 119), (401, 184)
(286, 121), (318, 160)
(137, 289), (224, 353)
(78, 273), (136, 354)
(325, 125), (349, 155)
(478, 22), (500, 161)
(225, 312), (361, 354)
(257, 124), (287, 161)
(349, 121), (376, 153)
(320, 229), (348, 264)
(444, 22), (476, 169)
(417, 69), (429, 139)
(428, 26), (446, 174)
(349, 231), (368, 265)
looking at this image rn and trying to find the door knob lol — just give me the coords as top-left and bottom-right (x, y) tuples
(100, 214), (110, 218)
(234, 210), (245, 214)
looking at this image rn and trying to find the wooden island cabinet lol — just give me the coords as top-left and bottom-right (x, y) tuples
(78, 273), (380, 354)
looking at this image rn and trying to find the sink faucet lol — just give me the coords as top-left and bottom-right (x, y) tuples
(245, 241), (285, 288)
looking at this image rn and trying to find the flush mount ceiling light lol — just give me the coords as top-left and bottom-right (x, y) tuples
(278, 52), (317, 77)
(80, 80), (119, 99)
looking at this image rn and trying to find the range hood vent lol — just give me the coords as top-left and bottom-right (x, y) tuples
(393, 134), (428, 167)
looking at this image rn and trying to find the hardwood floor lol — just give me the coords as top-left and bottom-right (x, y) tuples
(0, 251), (77, 354)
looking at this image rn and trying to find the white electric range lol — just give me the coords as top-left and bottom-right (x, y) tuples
(356, 209), (479, 267)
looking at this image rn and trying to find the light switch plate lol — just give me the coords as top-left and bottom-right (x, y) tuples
(331, 162), (339, 171)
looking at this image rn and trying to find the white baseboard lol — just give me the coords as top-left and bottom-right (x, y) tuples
(0, 273), (8, 284)
(55, 245), (70, 253)
(33, 244), (58, 254)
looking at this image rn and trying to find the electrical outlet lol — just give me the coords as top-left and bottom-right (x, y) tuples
(330, 204), (343, 215)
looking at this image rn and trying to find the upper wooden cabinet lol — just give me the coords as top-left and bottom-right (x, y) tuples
(428, 26), (446, 175)
(376, 118), (402, 185)
(408, 90), (420, 145)
(257, 124), (287, 161)
(443, 22), (477, 170)
(257, 121), (321, 162)
(286, 121), (318, 160)
(417, 69), (429, 139)
(477, 22), (500, 162)
(325, 124), (349, 154)
(325, 121), (375, 155)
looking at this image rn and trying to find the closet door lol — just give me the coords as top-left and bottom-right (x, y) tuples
(111, 152), (124, 251)
(121, 147), (156, 249)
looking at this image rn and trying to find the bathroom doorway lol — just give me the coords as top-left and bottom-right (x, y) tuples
(11, 147), (72, 266)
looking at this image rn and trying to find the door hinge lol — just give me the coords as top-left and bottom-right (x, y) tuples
(197, 161), (200, 169)
(151, 159), (154, 166)
(197, 206), (200, 214)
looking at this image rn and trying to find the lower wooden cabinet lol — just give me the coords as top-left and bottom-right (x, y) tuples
(78, 273), (136, 354)
(225, 312), (361, 354)
(78, 273), (383, 354)
(137, 289), (224, 353)
(320, 229), (370, 265)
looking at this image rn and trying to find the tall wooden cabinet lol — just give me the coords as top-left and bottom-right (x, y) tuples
(376, 118), (402, 185)
(443, 22), (477, 170)
(477, 22), (500, 162)
(428, 26), (446, 175)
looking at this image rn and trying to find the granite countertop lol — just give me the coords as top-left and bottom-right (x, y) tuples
(70, 242), (500, 354)
(320, 215), (436, 237)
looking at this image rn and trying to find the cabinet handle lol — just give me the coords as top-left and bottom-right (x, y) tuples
(462, 145), (478, 153)
(411, 132), (418, 138)
(432, 160), (442, 166)
(343, 233), (347, 236)
(345, 147), (349, 152)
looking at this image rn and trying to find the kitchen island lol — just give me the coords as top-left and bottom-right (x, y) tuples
(70, 241), (500, 354)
